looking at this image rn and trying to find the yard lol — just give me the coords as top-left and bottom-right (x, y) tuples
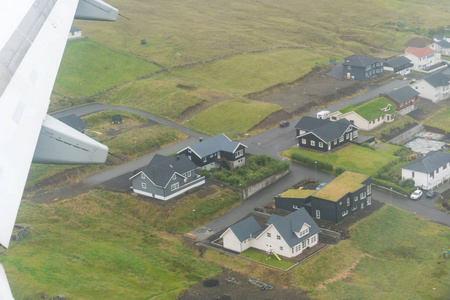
(424, 105), (450, 132)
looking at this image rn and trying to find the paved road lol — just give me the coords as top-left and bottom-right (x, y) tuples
(53, 80), (449, 242)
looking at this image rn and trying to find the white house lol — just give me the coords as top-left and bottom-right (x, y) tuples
(68, 27), (82, 40)
(404, 47), (441, 72)
(412, 72), (450, 102)
(220, 208), (320, 258)
(429, 40), (450, 56)
(383, 56), (413, 76)
(401, 151), (450, 190)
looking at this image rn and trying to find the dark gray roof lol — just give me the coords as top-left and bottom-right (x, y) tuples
(384, 86), (419, 103)
(384, 56), (412, 69)
(58, 114), (87, 131)
(402, 151), (450, 174)
(142, 154), (197, 187)
(228, 216), (263, 242)
(179, 133), (247, 158)
(295, 116), (356, 143)
(343, 54), (382, 67)
(70, 27), (80, 33)
(436, 40), (450, 48)
(423, 72), (450, 88)
(433, 34), (445, 40)
(267, 208), (320, 248)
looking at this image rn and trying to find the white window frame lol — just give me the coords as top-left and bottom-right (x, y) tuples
(171, 182), (179, 191)
(141, 182), (147, 189)
(311, 140), (315, 146)
(319, 142), (323, 148)
(141, 173), (145, 179)
(302, 138), (306, 144)
(235, 149), (243, 158)
(316, 210), (320, 219)
(342, 210), (348, 217)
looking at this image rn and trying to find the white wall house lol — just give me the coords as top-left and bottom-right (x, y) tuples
(221, 208), (320, 258)
(401, 151), (450, 190)
(404, 47), (441, 72)
(413, 72), (450, 102)
(68, 27), (82, 40)
(429, 40), (450, 56)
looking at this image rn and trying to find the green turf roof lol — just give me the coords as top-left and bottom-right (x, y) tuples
(279, 189), (316, 198)
(314, 171), (369, 202)
(338, 97), (396, 121)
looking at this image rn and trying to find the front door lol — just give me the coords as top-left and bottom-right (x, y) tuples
(316, 210), (320, 219)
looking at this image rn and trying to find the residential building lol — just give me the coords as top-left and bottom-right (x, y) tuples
(220, 208), (320, 258)
(383, 56), (413, 76)
(295, 116), (358, 152)
(57, 114), (88, 133)
(129, 154), (205, 200)
(383, 86), (420, 115)
(404, 47), (441, 72)
(413, 72), (450, 102)
(275, 171), (372, 223)
(401, 151), (450, 190)
(68, 27), (82, 40)
(429, 40), (450, 56)
(329, 97), (396, 131)
(177, 134), (247, 170)
(342, 54), (384, 80)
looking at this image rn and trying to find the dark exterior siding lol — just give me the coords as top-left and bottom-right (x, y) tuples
(178, 145), (246, 169)
(343, 64), (384, 81)
(297, 127), (358, 152)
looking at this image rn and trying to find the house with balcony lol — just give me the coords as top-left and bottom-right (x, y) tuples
(404, 47), (442, 72)
(383, 56), (413, 76)
(429, 39), (450, 56)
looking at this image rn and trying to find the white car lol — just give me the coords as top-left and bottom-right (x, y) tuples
(410, 189), (423, 200)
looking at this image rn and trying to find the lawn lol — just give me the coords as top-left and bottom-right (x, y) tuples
(291, 205), (450, 299)
(185, 99), (282, 137)
(338, 97), (396, 121)
(240, 248), (295, 270)
(0, 187), (240, 299)
(283, 143), (402, 176)
(52, 38), (161, 99)
(425, 105), (450, 132)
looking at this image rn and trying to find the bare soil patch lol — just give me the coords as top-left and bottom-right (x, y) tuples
(404, 37), (433, 48)
(408, 98), (449, 122)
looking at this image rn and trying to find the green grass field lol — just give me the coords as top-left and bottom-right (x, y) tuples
(53, 39), (161, 99)
(240, 248), (295, 270)
(185, 99), (282, 137)
(283, 143), (402, 175)
(1, 188), (240, 299)
(425, 106), (450, 132)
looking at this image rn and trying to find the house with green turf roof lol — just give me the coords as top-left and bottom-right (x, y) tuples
(275, 171), (372, 223)
(329, 97), (396, 131)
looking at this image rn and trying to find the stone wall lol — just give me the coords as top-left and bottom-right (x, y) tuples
(11, 225), (30, 241)
(319, 228), (341, 245)
(240, 168), (291, 200)
(388, 123), (424, 145)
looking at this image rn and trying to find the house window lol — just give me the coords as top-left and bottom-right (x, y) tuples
(348, 66), (351, 70)
(311, 140), (315, 146)
(367, 196), (372, 205)
(300, 228), (309, 237)
(140, 173), (145, 179)
(302, 241), (306, 248)
(316, 210), (320, 219)
(186, 171), (191, 177)
(347, 198), (350, 206)
(172, 175), (177, 181)
(430, 171), (434, 178)
(352, 205), (357, 211)
(444, 164), (447, 170)
(235, 149), (243, 158)
(354, 196), (358, 202)
(339, 136), (344, 142)
(277, 235), (281, 240)
(302, 138), (306, 144)
(188, 156), (192, 160)
(346, 133), (349, 139)
(203, 157), (207, 163)
(267, 233), (271, 238)
(367, 185), (371, 194)
(141, 182), (147, 189)
(319, 142), (323, 148)
(436, 168), (439, 174)
(334, 140), (337, 145)
(342, 210), (348, 217)
(280, 246), (283, 251)
(361, 203), (364, 209)
(296, 245), (301, 252)
(171, 182), (179, 191)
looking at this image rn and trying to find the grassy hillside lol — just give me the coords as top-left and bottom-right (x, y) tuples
(424, 106), (450, 132)
(1, 188), (240, 299)
(74, 0), (450, 66)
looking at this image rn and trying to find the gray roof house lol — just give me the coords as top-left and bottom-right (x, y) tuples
(342, 54), (384, 80)
(383, 86), (420, 115)
(130, 154), (205, 200)
(295, 116), (359, 152)
(401, 151), (450, 190)
(413, 72), (450, 102)
(430, 39), (450, 56)
(221, 208), (320, 258)
(383, 56), (413, 75)
(177, 133), (247, 170)
(57, 114), (88, 133)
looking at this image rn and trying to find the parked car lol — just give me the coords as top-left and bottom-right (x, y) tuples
(316, 183), (327, 190)
(426, 190), (437, 199)
(279, 120), (289, 128)
(410, 189), (423, 200)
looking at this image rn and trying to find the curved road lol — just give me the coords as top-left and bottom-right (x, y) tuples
(50, 79), (450, 242)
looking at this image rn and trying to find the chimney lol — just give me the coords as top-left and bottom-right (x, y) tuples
(199, 137), (203, 142)
(176, 155), (180, 160)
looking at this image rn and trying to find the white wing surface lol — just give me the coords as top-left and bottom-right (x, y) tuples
(0, 0), (117, 297)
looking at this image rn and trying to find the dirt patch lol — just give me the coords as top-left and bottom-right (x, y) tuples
(404, 37), (434, 48)
(249, 109), (293, 131)
(248, 68), (364, 115)
(177, 268), (311, 300)
(408, 98), (449, 122)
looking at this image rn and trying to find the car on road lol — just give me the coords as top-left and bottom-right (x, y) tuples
(316, 182), (327, 190)
(279, 120), (289, 128)
(426, 190), (437, 199)
(410, 189), (423, 200)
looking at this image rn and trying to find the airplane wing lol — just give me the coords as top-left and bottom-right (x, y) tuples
(0, 0), (117, 298)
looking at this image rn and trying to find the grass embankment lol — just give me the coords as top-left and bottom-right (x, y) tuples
(53, 39), (160, 101)
(185, 99), (281, 137)
(425, 106), (450, 133)
(1, 187), (240, 299)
